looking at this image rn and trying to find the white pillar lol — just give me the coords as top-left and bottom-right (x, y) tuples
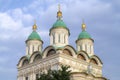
(60, 34), (62, 43)
(39, 46), (41, 52)
(50, 35), (53, 45)
(82, 44), (85, 51)
(30, 73), (33, 80)
(34, 45), (36, 52)
(55, 33), (57, 43)
(30, 45), (33, 55)
(87, 44), (90, 53)
(22, 76), (24, 80)
(33, 73), (36, 80)
(26, 47), (28, 55)
(65, 35), (68, 44)
(91, 45), (94, 54)
(61, 33), (64, 43)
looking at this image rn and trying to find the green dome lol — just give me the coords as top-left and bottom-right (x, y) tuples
(53, 19), (67, 28)
(27, 31), (41, 40)
(78, 30), (91, 39)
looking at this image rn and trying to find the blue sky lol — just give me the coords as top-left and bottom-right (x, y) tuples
(0, 0), (120, 80)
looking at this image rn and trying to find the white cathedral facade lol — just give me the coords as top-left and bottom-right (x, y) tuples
(17, 6), (107, 80)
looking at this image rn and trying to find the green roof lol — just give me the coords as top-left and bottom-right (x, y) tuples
(27, 31), (41, 40)
(50, 19), (70, 35)
(53, 19), (67, 28)
(78, 30), (91, 39)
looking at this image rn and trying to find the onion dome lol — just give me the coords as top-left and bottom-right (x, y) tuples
(51, 4), (69, 30)
(78, 22), (92, 39)
(27, 21), (42, 41)
(28, 31), (41, 40)
(53, 19), (67, 28)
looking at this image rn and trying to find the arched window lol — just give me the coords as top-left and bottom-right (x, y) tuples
(28, 46), (30, 55)
(36, 74), (39, 80)
(33, 54), (42, 62)
(47, 49), (56, 57)
(59, 34), (60, 43)
(33, 45), (34, 52)
(80, 45), (82, 51)
(90, 59), (98, 65)
(53, 34), (55, 44)
(64, 35), (65, 43)
(63, 49), (72, 56)
(77, 54), (86, 61)
(38, 45), (39, 51)
(22, 59), (29, 66)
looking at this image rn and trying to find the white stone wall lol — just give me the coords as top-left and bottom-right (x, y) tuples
(71, 73), (106, 80)
(17, 53), (103, 80)
(76, 39), (94, 57)
(26, 40), (42, 55)
(50, 28), (69, 47)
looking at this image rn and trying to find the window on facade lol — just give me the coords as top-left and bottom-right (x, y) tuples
(90, 59), (98, 65)
(63, 49), (72, 56)
(28, 46), (30, 55)
(77, 54), (86, 61)
(80, 45), (82, 50)
(33, 54), (42, 62)
(25, 76), (28, 80)
(53, 34), (55, 44)
(47, 49), (56, 57)
(33, 46), (34, 53)
(85, 44), (87, 52)
(59, 34), (60, 43)
(36, 74), (39, 80)
(22, 59), (29, 66)
(38, 45), (39, 51)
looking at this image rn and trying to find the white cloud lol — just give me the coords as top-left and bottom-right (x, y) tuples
(0, 7), (51, 41)
(0, 8), (33, 41)
(23, 0), (112, 27)
(0, 12), (22, 31)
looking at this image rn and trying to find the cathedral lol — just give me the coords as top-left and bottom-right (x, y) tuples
(17, 6), (107, 80)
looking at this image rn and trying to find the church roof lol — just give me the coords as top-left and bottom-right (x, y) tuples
(51, 4), (69, 31)
(77, 22), (92, 40)
(27, 31), (41, 40)
(27, 21), (42, 41)
(78, 30), (91, 39)
(52, 19), (67, 28)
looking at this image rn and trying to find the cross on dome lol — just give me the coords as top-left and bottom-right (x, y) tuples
(57, 4), (62, 19)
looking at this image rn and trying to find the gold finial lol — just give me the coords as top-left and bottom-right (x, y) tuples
(57, 4), (62, 19)
(32, 20), (37, 31)
(82, 19), (86, 31)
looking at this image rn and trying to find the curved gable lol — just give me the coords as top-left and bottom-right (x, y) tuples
(77, 51), (89, 62)
(63, 45), (77, 58)
(29, 51), (42, 63)
(42, 46), (56, 58)
(17, 56), (29, 67)
(90, 55), (103, 66)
